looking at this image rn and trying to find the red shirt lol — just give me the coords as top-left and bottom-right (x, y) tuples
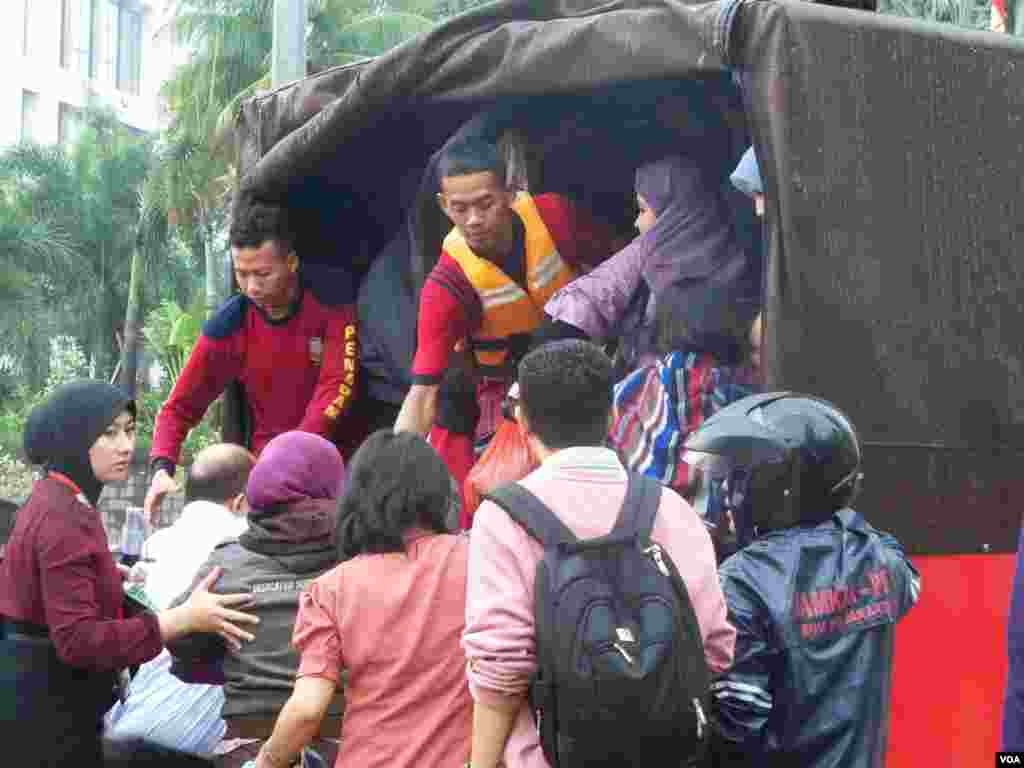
(292, 532), (471, 768)
(152, 288), (359, 465)
(411, 194), (615, 384)
(0, 478), (163, 671)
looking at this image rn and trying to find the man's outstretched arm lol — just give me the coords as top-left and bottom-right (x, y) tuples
(394, 383), (439, 436)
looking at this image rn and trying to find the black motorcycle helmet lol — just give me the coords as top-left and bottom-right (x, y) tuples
(683, 392), (864, 537)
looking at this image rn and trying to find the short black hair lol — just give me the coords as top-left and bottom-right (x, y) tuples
(185, 446), (255, 505)
(229, 197), (295, 251)
(437, 138), (506, 185)
(518, 340), (614, 450)
(336, 430), (452, 559)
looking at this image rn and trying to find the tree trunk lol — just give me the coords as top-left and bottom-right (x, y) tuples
(204, 218), (219, 319)
(120, 242), (145, 398)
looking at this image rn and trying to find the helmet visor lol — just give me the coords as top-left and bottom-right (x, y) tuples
(681, 448), (788, 541)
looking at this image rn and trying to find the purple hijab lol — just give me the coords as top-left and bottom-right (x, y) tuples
(545, 154), (746, 341)
(246, 431), (346, 511)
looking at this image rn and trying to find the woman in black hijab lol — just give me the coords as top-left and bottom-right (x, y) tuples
(0, 380), (258, 768)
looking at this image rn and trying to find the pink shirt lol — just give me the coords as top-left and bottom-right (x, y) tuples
(463, 447), (736, 768)
(292, 532), (472, 768)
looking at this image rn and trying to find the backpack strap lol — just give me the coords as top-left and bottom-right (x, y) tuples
(483, 483), (578, 549)
(609, 472), (663, 543)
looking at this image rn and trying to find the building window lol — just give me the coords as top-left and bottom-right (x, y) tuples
(61, 0), (95, 75)
(21, 91), (40, 144)
(117, 6), (143, 95)
(60, 0), (144, 94)
(58, 103), (85, 148)
(23, 0), (32, 57)
(93, 0), (120, 85)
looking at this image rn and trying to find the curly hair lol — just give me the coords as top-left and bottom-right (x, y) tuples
(336, 430), (453, 559)
(229, 196), (295, 252)
(518, 340), (614, 450)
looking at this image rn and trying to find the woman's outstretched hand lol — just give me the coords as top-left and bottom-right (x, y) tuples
(183, 566), (260, 651)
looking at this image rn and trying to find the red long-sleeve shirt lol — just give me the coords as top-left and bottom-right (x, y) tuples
(0, 478), (163, 670)
(151, 288), (359, 465)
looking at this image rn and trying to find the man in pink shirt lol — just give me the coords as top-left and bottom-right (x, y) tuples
(463, 340), (735, 768)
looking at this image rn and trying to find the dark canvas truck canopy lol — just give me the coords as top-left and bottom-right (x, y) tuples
(230, 0), (1024, 557)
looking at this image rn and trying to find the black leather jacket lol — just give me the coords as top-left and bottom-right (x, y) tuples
(710, 508), (921, 768)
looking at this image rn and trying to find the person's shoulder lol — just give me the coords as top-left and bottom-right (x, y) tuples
(614, 364), (659, 402)
(211, 536), (242, 554)
(201, 294), (250, 340)
(652, 483), (702, 524)
(423, 253), (475, 308)
(32, 485), (103, 548)
(430, 251), (469, 279)
(473, 480), (542, 541)
(530, 192), (575, 222)
(718, 533), (798, 600)
(531, 192), (571, 210)
(200, 537), (243, 571)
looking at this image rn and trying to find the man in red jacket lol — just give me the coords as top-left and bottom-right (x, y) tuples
(145, 200), (360, 519)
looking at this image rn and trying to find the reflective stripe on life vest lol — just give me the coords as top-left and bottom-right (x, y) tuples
(445, 193), (577, 372)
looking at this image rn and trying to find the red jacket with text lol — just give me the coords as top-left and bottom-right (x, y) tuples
(151, 284), (360, 467)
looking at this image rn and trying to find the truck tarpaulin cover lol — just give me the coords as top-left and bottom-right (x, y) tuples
(738, 1), (1024, 555)
(232, 0), (1024, 555)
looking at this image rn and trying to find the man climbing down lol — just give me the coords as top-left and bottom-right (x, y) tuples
(146, 199), (361, 519)
(394, 138), (615, 488)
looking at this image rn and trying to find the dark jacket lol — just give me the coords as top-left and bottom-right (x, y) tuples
(711, 508), (920, 768)
(167, 498), (343, 720)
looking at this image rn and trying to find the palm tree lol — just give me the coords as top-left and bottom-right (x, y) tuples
(0, 111), (175, 390)
(308, 0), (436, 68)
(880, 0), (991, 28)
(151, 0), (443, 318)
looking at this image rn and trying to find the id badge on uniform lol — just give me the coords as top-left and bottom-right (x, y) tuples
(309, 336), (323, 366)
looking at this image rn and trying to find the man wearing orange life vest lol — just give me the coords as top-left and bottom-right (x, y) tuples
(394, 139), (615, 487)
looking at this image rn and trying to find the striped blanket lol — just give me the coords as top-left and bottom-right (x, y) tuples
(609, 351), (755, 493)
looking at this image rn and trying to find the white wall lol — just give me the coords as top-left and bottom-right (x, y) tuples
(0, 0), (175, 148)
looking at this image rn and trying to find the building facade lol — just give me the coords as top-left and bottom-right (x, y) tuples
(0, 0), (176, 147)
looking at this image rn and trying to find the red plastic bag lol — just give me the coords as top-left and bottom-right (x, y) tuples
(463, 416), (539, 528)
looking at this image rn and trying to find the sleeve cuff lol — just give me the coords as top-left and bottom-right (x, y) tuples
(297, 653), (343, 685)
(468, 678), (528, 708)
(412, 372), (443, 386)
(137, 611), (166, 665)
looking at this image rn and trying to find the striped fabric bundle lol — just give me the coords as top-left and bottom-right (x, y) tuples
(609, 351), (755, 494)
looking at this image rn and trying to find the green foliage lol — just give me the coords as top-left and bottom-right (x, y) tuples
(429, 0), (493, 19)
(0, 109), (186, 392)
(0, 335), (90, 462)
(879, 0), (992, 28)
(137, 299), (216, 463)
(0, 447), (34, 501)
(309, 1), (437, 67)
(142, 300), (199, 385)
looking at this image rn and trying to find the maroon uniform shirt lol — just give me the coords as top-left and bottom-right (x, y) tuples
(0, 477), (163, 670)
(151, 284), (360, 468)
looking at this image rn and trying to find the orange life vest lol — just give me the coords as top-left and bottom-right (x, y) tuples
(445, 194), (577, 376)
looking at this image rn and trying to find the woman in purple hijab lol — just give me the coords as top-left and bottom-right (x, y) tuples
(167, 431), (347, 767)
(545, 154), (753, 369)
